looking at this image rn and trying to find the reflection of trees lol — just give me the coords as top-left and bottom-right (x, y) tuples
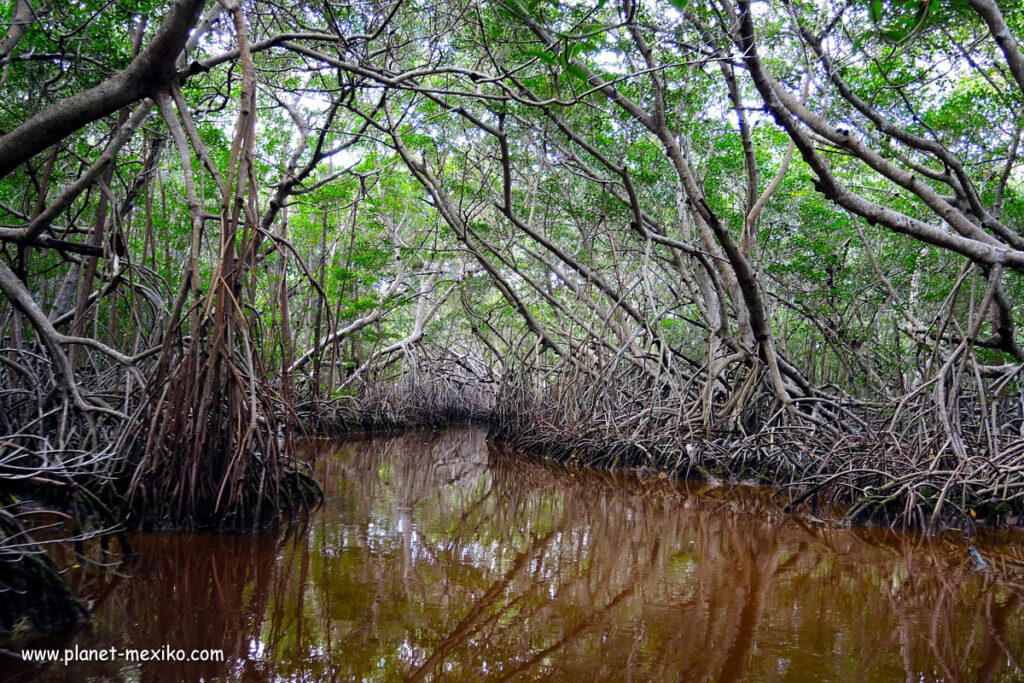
(42, 530), (280, 682)
(846, 532), (1024, 682)
(45, 429), (1024, 680)
(296, 430), (1024, 681)
(480, 451), (796, 681)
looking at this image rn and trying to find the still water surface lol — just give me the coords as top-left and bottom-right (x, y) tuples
(25, 428), (1024, 680)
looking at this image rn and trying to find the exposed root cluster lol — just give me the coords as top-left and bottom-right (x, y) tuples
(309, 345), (495, 434)
(488, 357), (1024, 532)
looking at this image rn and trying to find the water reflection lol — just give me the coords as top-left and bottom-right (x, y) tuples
(21, 427), (1024, 681)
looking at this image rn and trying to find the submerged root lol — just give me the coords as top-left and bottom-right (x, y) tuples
(0, 551), (90, 637)
(0, 507), (90, 636)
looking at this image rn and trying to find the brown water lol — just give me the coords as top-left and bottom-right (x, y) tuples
(13, 427), (1024, 681)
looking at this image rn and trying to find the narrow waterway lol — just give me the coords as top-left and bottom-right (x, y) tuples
(19, 427), (1024, 681)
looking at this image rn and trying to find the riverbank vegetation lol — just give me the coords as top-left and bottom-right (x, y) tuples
(1, 0), (1023, 634)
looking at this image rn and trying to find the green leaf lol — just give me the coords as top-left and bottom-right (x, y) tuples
(524, 48), (557, 65)
(881, 28), (908, 43)
(563, 63), (589, 82)
(851, 29), (871, 54)
(868, 0), (883, 23)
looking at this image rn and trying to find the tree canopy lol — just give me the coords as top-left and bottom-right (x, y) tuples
(2, 1), (1024, 629)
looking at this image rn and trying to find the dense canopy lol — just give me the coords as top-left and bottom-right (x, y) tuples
(1, 0), (1023, 632)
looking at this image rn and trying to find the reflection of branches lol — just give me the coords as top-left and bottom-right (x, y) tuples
(495, 581), (638, 683)
(47, 530), (280, 682)
(52, 429), (1024, 680)
(406, 526), (558, 682)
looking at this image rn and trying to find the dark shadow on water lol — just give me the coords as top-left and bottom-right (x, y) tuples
(14, 427), (1024, 681)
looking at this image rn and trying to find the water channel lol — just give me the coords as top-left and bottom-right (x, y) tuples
(15, 427), (1024, 681)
